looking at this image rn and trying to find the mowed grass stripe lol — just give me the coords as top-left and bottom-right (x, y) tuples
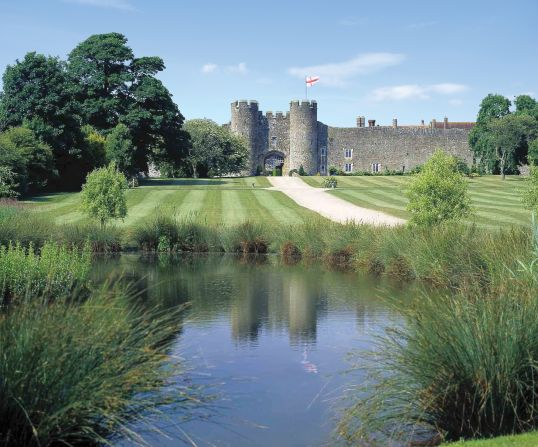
(119, 189), (178, 227)
(222, 190), (247, 224)
(252, 190), (306, 225)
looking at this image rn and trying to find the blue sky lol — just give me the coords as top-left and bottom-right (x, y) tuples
(0, 0), (536, 126)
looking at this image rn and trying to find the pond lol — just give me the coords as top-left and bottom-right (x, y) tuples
(94, 254), (418, 446)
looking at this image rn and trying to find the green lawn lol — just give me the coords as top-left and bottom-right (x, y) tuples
(444, 432), (538, 446)
(302, 175), (531, 228)
(23, 177), (325, 227)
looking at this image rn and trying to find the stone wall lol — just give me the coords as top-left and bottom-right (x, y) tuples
(324, 126), (472, 173)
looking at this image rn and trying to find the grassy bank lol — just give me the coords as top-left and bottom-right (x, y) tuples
(0, 241), (203, 446)
(445, 432), (538, 446)
(303, 175), (529, 228)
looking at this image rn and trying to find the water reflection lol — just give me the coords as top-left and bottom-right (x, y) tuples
(93, 254), (417, 446)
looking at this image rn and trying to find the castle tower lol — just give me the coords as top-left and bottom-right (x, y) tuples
(289, 100), (318, 174)
(231, 100), (260, 175)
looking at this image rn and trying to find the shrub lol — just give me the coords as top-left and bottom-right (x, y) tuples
(406, 150), (472, 226)
(81, 163), (128, 228)
(221, 221), (269, 254)
(0, 283), (199, 446)
(298, 165), (306, 176)
(0, 241), (91, 305)
(289, 168), (298, 176)
(322, 176), (338, 188)
(339, 261), (538, 444)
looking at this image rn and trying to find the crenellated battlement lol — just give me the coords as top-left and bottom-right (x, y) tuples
(232, 100), (259, 110)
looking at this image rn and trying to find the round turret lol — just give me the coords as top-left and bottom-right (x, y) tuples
(231, 100), (260, 174)
(289, 100), (318, 174)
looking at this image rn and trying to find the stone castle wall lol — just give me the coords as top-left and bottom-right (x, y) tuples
(324, 126), (472, 173)
(229, 100), (474, 175)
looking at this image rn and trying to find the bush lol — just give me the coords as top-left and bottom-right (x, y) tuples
(0, 241), (91, 305)
(339, 258), (538, 444)
(323, 176), (338, 188)
(81, 163), (128, 228)
(406, 150), (472, 226)
(298, 165), (306, 176)
(289, 168), (298, 176)
(0, 283), (198, 446)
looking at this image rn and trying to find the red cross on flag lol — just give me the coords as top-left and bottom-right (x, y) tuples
(306, 76), (320, 87)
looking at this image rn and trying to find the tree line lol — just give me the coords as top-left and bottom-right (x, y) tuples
(0, 32), (248, 197)
(469, 94), (538, 178)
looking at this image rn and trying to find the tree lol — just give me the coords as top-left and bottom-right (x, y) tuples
(515, 95), (538, 119)
(528, 139), (538, 166)
(522, 166), (538, 213)
(469, 94), (512, 173)
(67, 33), (188, 174)
(80, 163), (128, 228)
(0, 52), (84, 186)
(488, 114), (538, 179)
(0, 167), (19, 199)
(183, 119), (248, 178)
(105, 124), (136, 176)
(406, 150), (472, 226)
(81, 125), (106, 171)
(0, 127), (55, 194)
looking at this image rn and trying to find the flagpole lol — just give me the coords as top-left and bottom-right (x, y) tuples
(305, 77), (307, 100)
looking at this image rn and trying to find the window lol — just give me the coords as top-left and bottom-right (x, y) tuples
(344, 148), (353, 159)
(344, 163), (353, 173)
(271, 136), (277, 148)
(321, 147), (326, 156)
(371, 163), (381, 173)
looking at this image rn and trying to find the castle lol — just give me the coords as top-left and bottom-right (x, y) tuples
(229, 99), (475, 175)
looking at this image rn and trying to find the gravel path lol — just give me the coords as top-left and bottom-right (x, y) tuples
(268, 176), (406, 226)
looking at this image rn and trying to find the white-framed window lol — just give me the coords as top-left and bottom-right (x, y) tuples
(371, 163), (381, 173)
(320, 147), (326, 156)
(344, 148), (353, 159)
(344, 163), (353, 173)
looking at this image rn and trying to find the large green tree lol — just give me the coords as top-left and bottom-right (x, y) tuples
(183, 119), (248, 178)
(0, 127), (55, 194)
(488, 114), (538, 179)
(470, 94), (538, 175)
(0, 52), (85, 187)
(469, 94), (512, 173)
(105, 123), (136, 176)
(67, 33), (188, 173)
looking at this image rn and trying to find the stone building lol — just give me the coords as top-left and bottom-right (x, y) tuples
(229, 99), (474, 175)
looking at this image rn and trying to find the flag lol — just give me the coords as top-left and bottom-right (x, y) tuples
(306, 76), (320, 87)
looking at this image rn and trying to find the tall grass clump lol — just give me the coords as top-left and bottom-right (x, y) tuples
(339, 257), (538, 445)
(220, 221), (270, 254)
(0, 241), (91, 305)
(132, 214), (218, 252)
(0, 283), (200, 446)
(0, 205), (55, 248)
(59, 223), (123, 252)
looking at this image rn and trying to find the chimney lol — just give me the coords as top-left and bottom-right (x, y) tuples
(421, 119), (425, 126)
(392, 118), (398, 128)
(368, 119), (376, 127)
(443, 117), (449, 129)
(356, 116), (365, 128)
(431, 118), (437, 129)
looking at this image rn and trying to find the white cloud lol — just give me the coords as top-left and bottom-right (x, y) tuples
(201, 63), (218, 74)
(63, 0), (135, 11)
(449, 99), (464, 106)
(227, 62), (248, 75)
(371, 83), (468, 101)
(288, 53), (405, 87)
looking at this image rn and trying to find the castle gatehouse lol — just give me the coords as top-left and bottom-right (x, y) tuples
(229, 99), (475, 175)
